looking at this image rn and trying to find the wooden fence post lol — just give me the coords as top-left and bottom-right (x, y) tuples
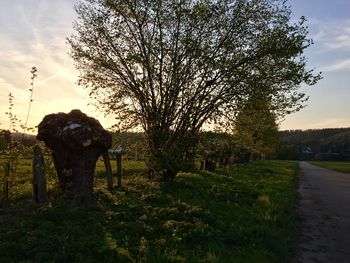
(102, 151), (113, 190)
(33, 145), (47, 203)
(116, 154), (122, 187)
(109, 147), (125, 188)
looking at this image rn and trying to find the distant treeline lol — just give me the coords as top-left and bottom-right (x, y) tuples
(2, 128), (350, 162)
(112, 128), (350, 162)
(0, 132), (37, 150)
(277, 128), (350, 161)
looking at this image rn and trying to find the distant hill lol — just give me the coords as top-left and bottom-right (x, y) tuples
(277, 128), (350, 161)
(11, 132), (36, 141)
(0, 131), (38, 150)
(9, 132), (37, 147)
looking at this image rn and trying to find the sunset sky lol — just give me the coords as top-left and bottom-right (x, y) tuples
(0, 0), (349, 132)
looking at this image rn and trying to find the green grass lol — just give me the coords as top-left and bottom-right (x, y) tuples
(309, 161), (350, 174)
(95, 158), (147, 177)
(0, 157), (34, 200)
(0, 160), (298, 263)
(0, 157), (147, 200)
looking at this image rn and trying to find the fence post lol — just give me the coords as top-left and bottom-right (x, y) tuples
(33, 145), (47, 203)
(102, 151), (113, 190)
(116, 154), (122, 187)
(108, 147), (125, 188)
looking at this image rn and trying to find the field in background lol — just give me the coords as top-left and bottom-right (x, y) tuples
(1, 160), (298, 262)
(308, 161), (350, 174)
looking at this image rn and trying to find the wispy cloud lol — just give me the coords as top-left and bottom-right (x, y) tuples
(305, 18), (350, 73)
(0, 0), (106, 130)
(320, 59), (350, 72)
(311, 18), (350, 51)
(1, 1), (349, 132)
(34, 69), (70, 87)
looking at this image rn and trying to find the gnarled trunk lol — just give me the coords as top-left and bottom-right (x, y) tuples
(37, 110), (112, 203)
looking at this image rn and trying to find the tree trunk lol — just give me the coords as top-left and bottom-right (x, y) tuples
(71, 150), (100, 204)
(116, 154), (122, 187)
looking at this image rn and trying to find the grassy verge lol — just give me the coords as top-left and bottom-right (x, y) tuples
(309, 161), (350, 174)
(0, 157), (147, 200)
(0, 160), (297, 263)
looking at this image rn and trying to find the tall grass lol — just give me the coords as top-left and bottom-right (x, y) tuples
(0, 160), (298, 262)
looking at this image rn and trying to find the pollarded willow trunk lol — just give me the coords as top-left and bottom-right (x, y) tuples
(49, 144), (101, 203)
(37, 110), (112, 203)
(71, 150), (100, 203)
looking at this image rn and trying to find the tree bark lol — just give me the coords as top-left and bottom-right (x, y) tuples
(71, 150), (100, 203)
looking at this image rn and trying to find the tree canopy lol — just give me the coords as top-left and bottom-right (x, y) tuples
(69, 0), (321, 179)
(233, 95), (279, 161)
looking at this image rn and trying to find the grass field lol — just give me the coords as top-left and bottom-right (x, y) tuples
(309, 161), (350, 174)
(0, 160), (298, 263)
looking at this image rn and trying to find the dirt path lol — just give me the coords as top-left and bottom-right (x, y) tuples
(293, 161), (350, 263)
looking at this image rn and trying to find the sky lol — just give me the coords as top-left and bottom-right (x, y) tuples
(0, 0), (349, 132)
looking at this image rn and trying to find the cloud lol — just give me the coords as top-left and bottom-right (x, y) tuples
(311, 18), (350, 51)
(326, 33), (350, 50)
(320, 58), (350, 72)
(304, 18), (350, 72)
(0, 1), (96, 129)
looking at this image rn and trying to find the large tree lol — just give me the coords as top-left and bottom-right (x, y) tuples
(68, 0), (320, 180)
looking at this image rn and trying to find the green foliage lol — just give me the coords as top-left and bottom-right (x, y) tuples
(69, 0), (320, 178)
(276, 144), (299, 160)
(0, 160), (298, 262)
(233, 97), (279, 162)
(1, 93), (25, 205)
(0, 157), (32, 202)
(277, 128), (350, 161)
(111, 132), (146, 161)
(95, 158), (147, 179)
(197, 131), (235, 169)
(0, 130), (11, 151)
(0, 153), (57, 202)
(1, 67), (43, 206)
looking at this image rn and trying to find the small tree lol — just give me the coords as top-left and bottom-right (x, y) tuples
(69, 0), (320, 179)
(1, 68), (38, 205)
(233, 95), (279, 162)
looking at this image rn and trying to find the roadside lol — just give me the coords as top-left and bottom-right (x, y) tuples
(293, 162), (350, 263)
(309, 161), (350, 174)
